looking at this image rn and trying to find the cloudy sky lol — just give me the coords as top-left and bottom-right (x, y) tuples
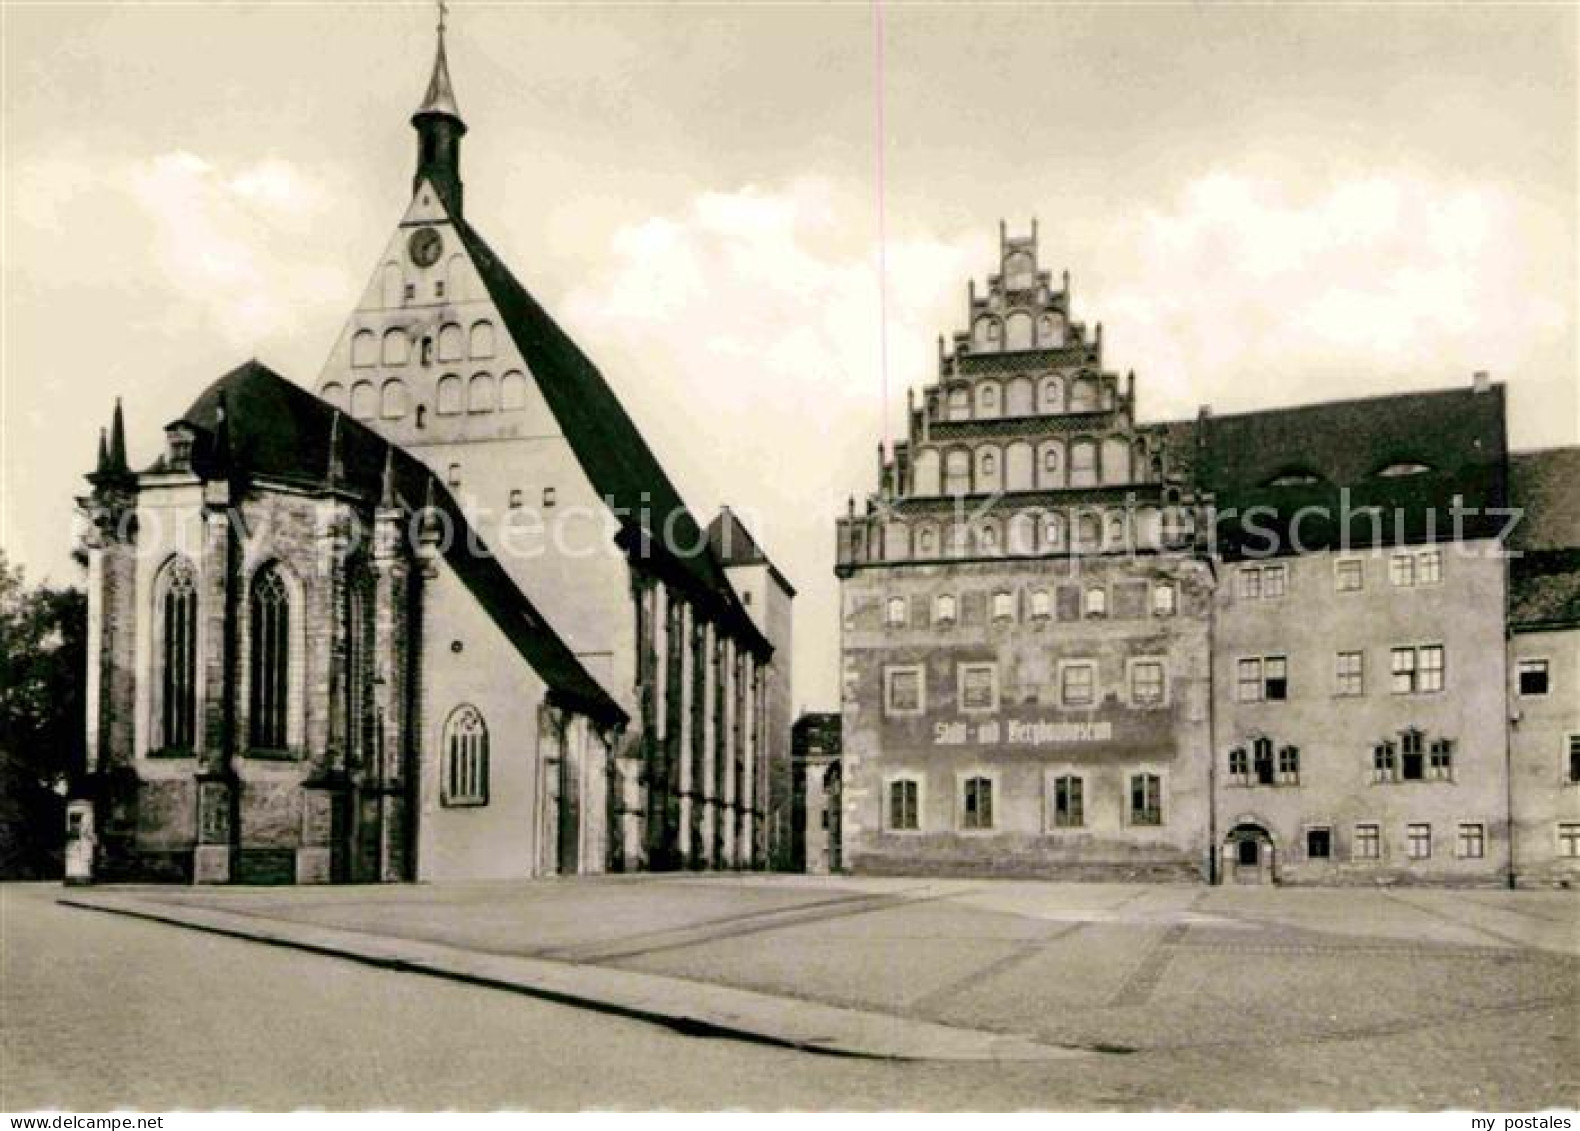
(4, 2), (1575, 711)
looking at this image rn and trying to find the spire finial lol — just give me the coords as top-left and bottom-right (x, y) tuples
(379, 446), (398, 510)
(326, 411), (345, 487)
(412, 1), (466, 215)
(108, 398), (128, 474)
(95, 427), (110, 475)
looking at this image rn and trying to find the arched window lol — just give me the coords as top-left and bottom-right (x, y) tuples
(1004, 311), (1034, 350)
(1085, 586), (1107, 618)
(442, 705), (490, 806)
(436, 374), (463, 415)
(975, 446), (1000, 491)
(1007, 512), (1037, 555)
(976, 521), (1001, 554)
(437, 322), (464, 362)
(1005, 442), (1033, 491)
(1044, 514), (1066, 550)
(885, 596), (908, 628)
(916, 525), (938, 556)
(499, 370), (528, 411)
(975, 381), (1000, 418)
(156, 557), (198, 750)
(1031, 589), (1052, 619)
(469, 320), (495, 359)
(1076, 512), (1101, 550)
(381, 329), (409, 366)
(1069, 439), (1098, 487)
(1038, 313), (1064, 347)
(350, 381), (377, 421)
(1040, 442), (1063, 487)
(946, 386), (970, 420)
(1040, 376), (1063, 413)
(944, 449), (972, 495)
(1102, 437), (1131, 484)
(351, 330), (378, 368)
(345, 566), (374, 767)
(380, 379), (408, 419)
(1004, 377), (1034, 417)
(249, 564), (292, 750)
(320, 382), (346, 411)
(884, 522), (910, 561)
(468, 371), (497, 413)
(935, 594), (957, 624)
(972, 317), (1001, 351)
(1106, 513), (1128, 548)
(1070, 376), (1099, 412)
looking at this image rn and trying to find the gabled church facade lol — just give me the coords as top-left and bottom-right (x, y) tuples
(69, 23), (794, 883)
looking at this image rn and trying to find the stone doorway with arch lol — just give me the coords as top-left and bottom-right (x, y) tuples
(1224, 820), (1278, 885)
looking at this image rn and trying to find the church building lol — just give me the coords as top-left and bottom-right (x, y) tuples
(69, 20), (793, 883)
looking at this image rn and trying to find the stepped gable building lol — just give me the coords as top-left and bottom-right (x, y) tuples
(837, 224), (1216, 880)
(837, 223), (1580, 886)
(75, 362), (623, 884)
(69, 21), (793, 883)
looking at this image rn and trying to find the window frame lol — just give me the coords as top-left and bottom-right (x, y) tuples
(1353, 822), (1382, 860)
(1127, 656), (1168, 709)
(1456, 822), (1485, 860)
(957, 661), (1000, 715)
(1305, 826), (1333, 861)
(441, 704), (490, 808)
(884, 774), (923, 833)
(1049, 772), (1085, 830)
(884, 595), (908, 628)
(1129, 771), (1164, 827)
(1334, 650), (1365, 697)
(958, 772), (997, 833)
(1334, 557), (1364, 592)
(1406, 822), (1432, 860)
(883, 664), (926, 717)
(1057, 659), (1099, 708)
(1517, 658), (1550, 697)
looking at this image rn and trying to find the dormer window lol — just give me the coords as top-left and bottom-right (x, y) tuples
(1377, 461), (1432, 478)
(1266, 470), (1322, 487)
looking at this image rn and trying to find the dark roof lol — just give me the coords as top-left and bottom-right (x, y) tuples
(1507, 447), (1580, 552)
(707, 508), (796, 597)
(452, 218), (771, 658)
(1510, 549), (1580, 631)
(1189, 384), (1508, 558)
(791, 712), (841, 759)
(168, 360), (626, 728)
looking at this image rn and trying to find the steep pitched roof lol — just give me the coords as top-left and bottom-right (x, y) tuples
(1510, 550), (1580, 631)
(451, 218), (771, 657)
(1190, 383), (1508, 557)
(1507, 447), (1580, 552)
(170, 360), (626, 727)
(707, 507), (797, 597)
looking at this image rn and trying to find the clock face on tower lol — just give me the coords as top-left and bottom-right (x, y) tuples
(408, 226), (443, 268)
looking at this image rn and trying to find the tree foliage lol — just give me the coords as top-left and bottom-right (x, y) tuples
(0, 551), (87, 878)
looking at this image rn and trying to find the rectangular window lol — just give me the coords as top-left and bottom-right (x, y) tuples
(1416, 549), (1442, 585)
(1560, 823), (1580, 858)
(885, 596), (907, 628)
(1429, 738), (1454, 781)
(1262, 564), (1287, 598)
(1060, 662), (1096, 707)
(1407, 823), (1432, 860)
(1569, 735), (1580, 785)
(958, 663), (999, 713)
(1306, 828), (1332, 860)
(1278, 745), (1300, 785)
(1264, 656), (1288, 701)
(1228, 746), (1249, 784)
(1457, 822), (1484, 859)
(884, 666), (924, 716)
(1419, 645), (1444, 693)
(1052, 775), (1084, 829)
(1335, 559), (1364, 592)
(1152, 583), (1177, 617)
(1130, 659), (1166, 707)
(1354, 823), (1381, 860)
(1391, 647), (1418, 694)
(1518, 659), (1550, 697)
(1390, 554), (1416, 587)
(1237, 658), (1263, 703)
(1372, 741), (1397, 782)
(962, 776), (994, 830)
(888, 779), (919, 831)
(1130, 773), (1163, 826)
(991, 592), (1015, 621)
(1030, 589), (1052, 619)
(1237, 568), (1261, 599)
(1335, 651), (1364, 697)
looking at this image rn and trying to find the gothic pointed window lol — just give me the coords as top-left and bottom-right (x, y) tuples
(345, 566), (374, 769)
(249, 564), (292, 750)
(443, 705), (490, 806)
(156, 558), (199, 750)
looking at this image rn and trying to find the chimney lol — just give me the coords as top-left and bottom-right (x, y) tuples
(1472, 370), (1490, 393)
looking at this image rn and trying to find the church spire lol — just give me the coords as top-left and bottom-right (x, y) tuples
(411, 0), (467, 217)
